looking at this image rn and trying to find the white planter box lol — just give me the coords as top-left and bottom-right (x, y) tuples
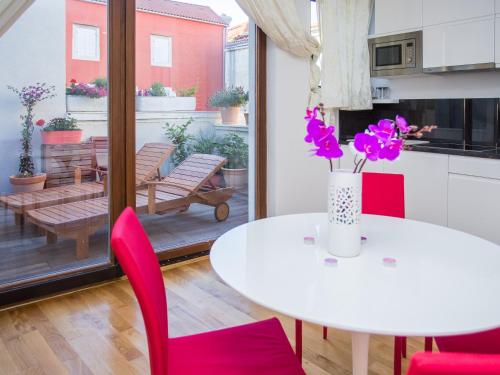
(136, 97), (196, 112)
(66, 95), (108, 112)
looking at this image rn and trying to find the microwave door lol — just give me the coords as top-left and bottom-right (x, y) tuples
(373, 42), (405, 70)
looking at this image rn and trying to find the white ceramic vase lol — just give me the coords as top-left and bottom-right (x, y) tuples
(327, 169), (362, 257)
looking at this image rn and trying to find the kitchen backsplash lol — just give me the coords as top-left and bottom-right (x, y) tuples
(339, 98), (499, 146)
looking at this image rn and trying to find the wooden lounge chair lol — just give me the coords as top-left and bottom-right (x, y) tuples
(0, 143), (174, 225)
(26, 154), (234, 259)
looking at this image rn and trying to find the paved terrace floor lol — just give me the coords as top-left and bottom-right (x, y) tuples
(0, 191), (248, 288)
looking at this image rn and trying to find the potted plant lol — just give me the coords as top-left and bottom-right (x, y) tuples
(218, 133), (248, 189)
(137, 82), (196, 112)
(7, 83), (55, 192)
(39, 116), (82, 144)
(164, 118), (194, 167)
(66, 78), (108, 112)
(209, 86), (249, 125)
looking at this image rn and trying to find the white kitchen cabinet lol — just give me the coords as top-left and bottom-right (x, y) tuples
(384, 151), (449, 226)
(339, 146), (448, 226)
(423, 0), (495, 26)
(373, 0), (422, 35)
(449, 155), (500, 180)
(423, 17), (495, 69)
(448, 174), (500, 245)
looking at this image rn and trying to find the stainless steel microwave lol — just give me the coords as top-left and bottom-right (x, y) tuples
(368, 31), (422, 77)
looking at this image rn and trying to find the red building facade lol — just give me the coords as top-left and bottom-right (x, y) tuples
(66, 0), (227, 110)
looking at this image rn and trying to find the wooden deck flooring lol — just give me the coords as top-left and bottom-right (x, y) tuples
(0, 259), (426, 374)
(0, 192), (248, 287)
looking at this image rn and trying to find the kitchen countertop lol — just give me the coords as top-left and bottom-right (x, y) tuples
(340, 140), (500, 160)
(405, 143), (500, 160)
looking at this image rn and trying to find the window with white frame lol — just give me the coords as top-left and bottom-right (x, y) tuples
(151, 35), (172, 67)
(72, 24), (100, 61)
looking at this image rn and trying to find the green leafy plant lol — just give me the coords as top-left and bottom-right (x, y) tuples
(218, 133), (248, 169)
(42, 117), (80, 132)
(177, 85), (198, 97)
(209, 86), (249, 108)
(150, 82), (167, 97)
(192, 131), (220, 154)
(164, 118), (194, 166)
(92, 77), (107, 89)
(8, 83), (56, 177)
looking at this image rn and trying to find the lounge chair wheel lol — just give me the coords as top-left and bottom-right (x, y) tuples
(214, 203), (229, 222)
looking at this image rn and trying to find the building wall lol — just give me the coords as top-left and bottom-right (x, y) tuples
(225, 45), (249, 91)
(0, 0), (66, 194)
(65, 0), (107, 84)
(66, 0), (225, 110)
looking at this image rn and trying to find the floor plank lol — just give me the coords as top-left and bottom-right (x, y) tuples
(0, 259), (427, 374)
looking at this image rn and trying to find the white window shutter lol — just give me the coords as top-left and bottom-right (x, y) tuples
(151, 35), (172, 67)
(72, 24), (100, 61)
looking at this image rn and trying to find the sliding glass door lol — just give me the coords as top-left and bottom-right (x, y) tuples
(0, 0), (111, 290)
(0, 0), (264, 304)
(133, 0), (256, 259)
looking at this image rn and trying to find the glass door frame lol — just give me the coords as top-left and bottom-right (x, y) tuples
(0, 0), (267, 308)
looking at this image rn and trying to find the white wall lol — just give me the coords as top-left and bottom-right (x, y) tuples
(266, 0), (330, 216)
(380, 71), (500, 99)
(0, 0), (66, 194)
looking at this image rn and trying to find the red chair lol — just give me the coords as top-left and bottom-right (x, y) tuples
(111, 207), (305, 375)
(434, 328), (500, 354)
(315, 172), (430, 374)
(407, 352), (500, 375)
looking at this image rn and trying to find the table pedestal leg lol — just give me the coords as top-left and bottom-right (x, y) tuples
(352, 332), (370, 375)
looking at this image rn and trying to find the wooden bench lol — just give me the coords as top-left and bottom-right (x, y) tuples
(1, 143), (174, 226)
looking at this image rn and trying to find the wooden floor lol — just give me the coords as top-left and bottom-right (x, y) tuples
(0, 259), (428, 375)
(0, 192), (248, 287)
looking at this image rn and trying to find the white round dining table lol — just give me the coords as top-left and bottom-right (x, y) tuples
(210, 213), (500, 375)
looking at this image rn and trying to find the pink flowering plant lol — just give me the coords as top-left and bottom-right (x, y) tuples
(66, 78), (107, 98)
(304, 104), (343, 172)
(350, 115), (409, 172)
(304, 104), (436, 173)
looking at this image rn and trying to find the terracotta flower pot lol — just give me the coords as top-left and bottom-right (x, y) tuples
(222, 168), (247, 189)
(41, 130), (83, 144)
(9, 173), (46, 193)
(220, 107), (241, 125)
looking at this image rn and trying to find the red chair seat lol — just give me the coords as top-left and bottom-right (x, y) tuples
(169, 317), (305, 375)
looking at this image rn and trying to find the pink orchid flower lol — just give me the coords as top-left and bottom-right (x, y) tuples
(395, 115), (410, 133)
(368, 119), (395, 145)
(379, 138), (403, 161)
(353, 132), (381, 161)
(315, 133), (343, 159)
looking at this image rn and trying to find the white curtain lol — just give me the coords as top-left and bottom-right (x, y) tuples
(317, 0), (372, 111)
(235, 0), (321, 104)
(0, 0), (34, 38)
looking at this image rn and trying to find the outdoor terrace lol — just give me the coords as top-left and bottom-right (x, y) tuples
(0, 191), (248, 287)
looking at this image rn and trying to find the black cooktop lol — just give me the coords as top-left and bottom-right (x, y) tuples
(411, 143), (497, 152)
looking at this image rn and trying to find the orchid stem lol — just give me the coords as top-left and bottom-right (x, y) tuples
(357, 159), (368, 173)
(329, 158), (333, 172)
(353, 158), (362, 173)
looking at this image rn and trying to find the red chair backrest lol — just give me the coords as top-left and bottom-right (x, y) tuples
(435, 328), (500, 354)
(362, 172), (405, 218)
(111, 207), (168, 375)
